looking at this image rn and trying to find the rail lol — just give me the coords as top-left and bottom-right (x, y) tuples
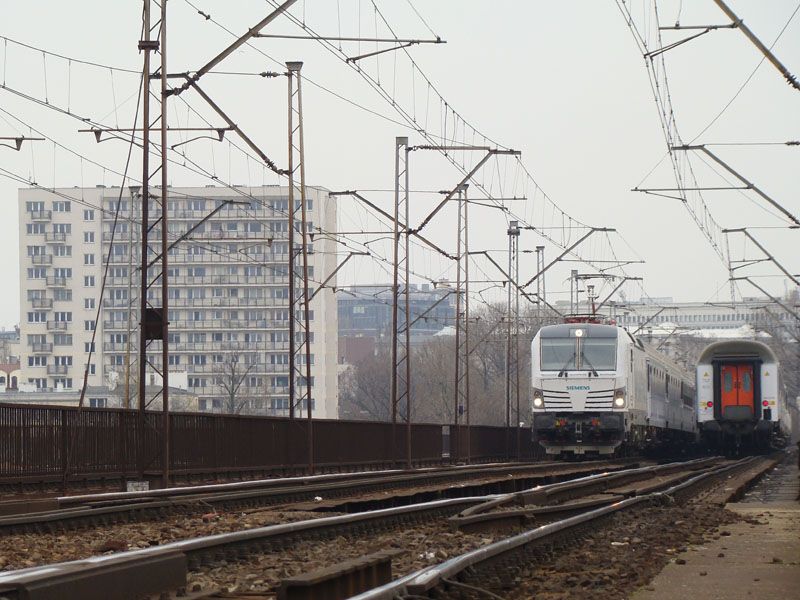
(0, 456), (755, 600)
(352, 456), (760, 599)
(0, 460), (631, 532)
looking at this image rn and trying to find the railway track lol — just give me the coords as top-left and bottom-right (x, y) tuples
(0, 456), (748, 599)
(355, 453), (781, 599)
(0, 459), (636, 534)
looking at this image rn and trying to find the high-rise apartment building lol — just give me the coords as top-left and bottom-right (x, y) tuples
(18, 185), (338, 418)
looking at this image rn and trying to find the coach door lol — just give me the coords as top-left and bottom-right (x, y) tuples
(720, 364), (754, 420)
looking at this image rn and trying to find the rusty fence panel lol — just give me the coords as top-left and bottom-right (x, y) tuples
(0, 403), (534, 483)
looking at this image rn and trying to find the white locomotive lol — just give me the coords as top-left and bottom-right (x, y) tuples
(531, 322), (697, 456)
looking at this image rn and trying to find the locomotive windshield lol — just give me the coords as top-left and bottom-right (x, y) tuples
(539, 325), (618, 372)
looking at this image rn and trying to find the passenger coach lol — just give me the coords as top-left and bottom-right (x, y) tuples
(696, 339), (783, 450)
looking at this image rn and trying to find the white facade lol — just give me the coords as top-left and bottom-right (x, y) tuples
(18, 185), (338, 418)
(610, 297), (797, 332)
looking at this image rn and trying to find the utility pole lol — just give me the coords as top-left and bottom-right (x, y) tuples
(513, 229), (521, 460)
(125, 186), (139, 410)
(287, 61), (314, 473)
(159, 0), (171, 490)
(505, 221), (520, 459)
(570, 270), (578, 314)
(536, 245), (545, 323)
(390, 137), (411, 466)
(453, 184), (470, 463)
(134, 0), (171, 487)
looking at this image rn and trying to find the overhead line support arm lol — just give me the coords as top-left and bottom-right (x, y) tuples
(308, 251), (369, 301)
(595, 277), (643, 313)
(412, 149), (520, 234)
(723, 228), (800, 287)
(731, 277), (800, 322)
(521, 228), (614, 289)
(173, 0), (298, 95)
(189, 79), (284, 175)
(673, 145), (800, 226)
(632, 307), (667, 336)
(712, 0), (800, 91)
(330, 190), (454, 259)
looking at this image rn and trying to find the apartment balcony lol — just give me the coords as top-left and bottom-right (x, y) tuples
(106, 277), (132, 286)
(102, 231), (135, 241)
(31, 342), (53, 353)
(31, 298), (53, 309)
(45, 232), (67, 243)
(102, 298), (132, 308)
(47, 365), (69, 375)
(46, 276), (67, 287)
(31, 255), (53, 265)
(103, 320), (126, 330)
(103, 343), (130, 352)
(30, 210), (52, 221)
(46, 321), (69, 331)
(167, 296), (280, 309)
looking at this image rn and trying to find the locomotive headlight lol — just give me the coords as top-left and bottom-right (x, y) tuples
(613, 389), (625, 408)
(532, 389), (544, 408)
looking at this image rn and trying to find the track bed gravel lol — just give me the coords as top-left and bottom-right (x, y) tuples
(186, 521), (520, 596)
(0, 509), (327, 571)
(505, 503), (748, 599)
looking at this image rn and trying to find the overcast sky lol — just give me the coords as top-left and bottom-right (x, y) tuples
(1, 0), (797, 329)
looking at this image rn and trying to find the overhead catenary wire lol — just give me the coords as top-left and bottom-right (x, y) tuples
(3, 3), (667, 348)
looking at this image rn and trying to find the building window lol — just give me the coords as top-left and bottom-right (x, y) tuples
(85, 298), (96, 309)
(27, 267), (47, 279)
(53, 201), (71, 212)
(53, 334), (73, 345)
(53, 245), (72, 257)
(84, 231), (95, 243)
(84, 320), (96, 331)
(27, 311), (47, 323)
(89, 397), (107, 408)
(26, 223), (46, 234)
(29, 377), (47, 389)
(84, 254), (95, 265)
(84, 342), (96, 352)
(26, 201), (45, 212)
(54, 311), (72, 322)
(84, 275), (96, 287)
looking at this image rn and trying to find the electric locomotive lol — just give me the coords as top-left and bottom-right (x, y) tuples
(531, 322), (696, 456)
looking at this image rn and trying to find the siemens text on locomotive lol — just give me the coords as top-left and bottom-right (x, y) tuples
(531, 322), (697, 456)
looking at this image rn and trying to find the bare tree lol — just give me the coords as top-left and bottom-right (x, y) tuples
(215, 355), (257, 415)
(339, 346), (392, 420)
(339, 302), (546, 426)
